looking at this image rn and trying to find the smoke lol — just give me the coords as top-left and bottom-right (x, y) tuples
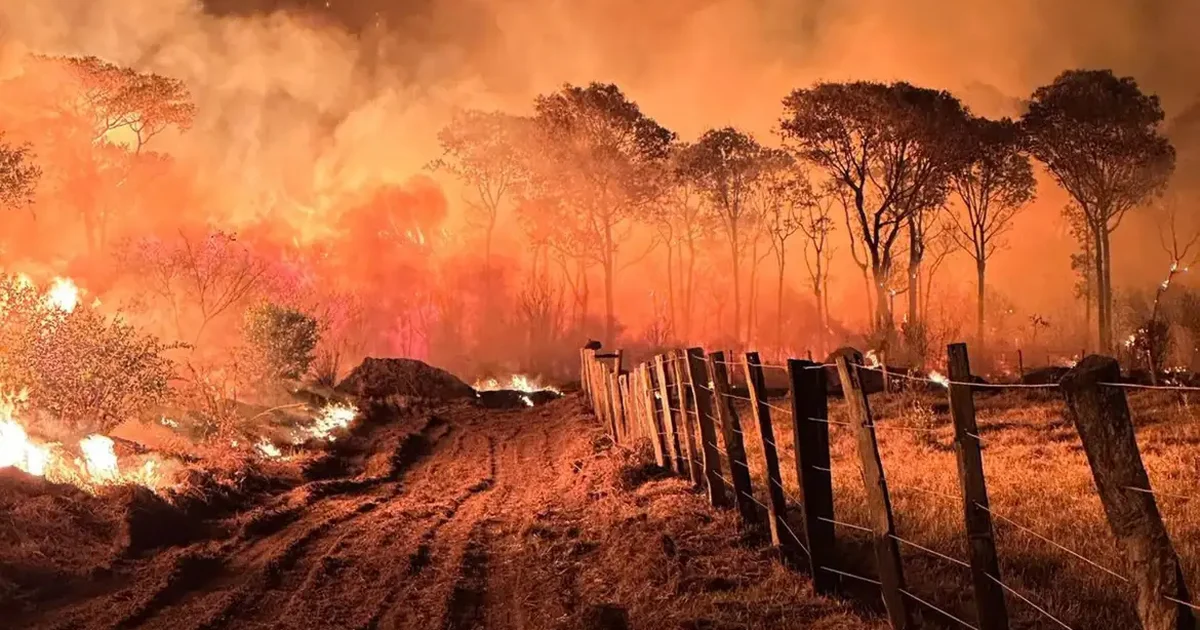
(1, 0), (1198, 359)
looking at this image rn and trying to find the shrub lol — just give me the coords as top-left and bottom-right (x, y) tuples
(0, 275), (177, 436)
(243, 302), (319, 380)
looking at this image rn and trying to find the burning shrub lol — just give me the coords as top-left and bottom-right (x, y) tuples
(0, 275), (176, 437)
(243, 302), (319, 380)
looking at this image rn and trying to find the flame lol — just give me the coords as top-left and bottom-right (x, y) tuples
(473, 374), (560, 395)
(78, 435), (119, 482)
(0, 418), (52, 476)
(520, 394), (534, 408)
(304, 402), (358, 442)
(1124, 333), (1138, 348)
(45, 277), (80, 312)
(256, 438), (282, 458)
(928, 370), (950, 388)
(864, 350), (881, 368)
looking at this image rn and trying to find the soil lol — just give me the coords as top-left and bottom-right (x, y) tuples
(1, 395), (877, 630)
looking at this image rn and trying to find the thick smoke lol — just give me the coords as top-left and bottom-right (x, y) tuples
(1, 0), (1198, 362)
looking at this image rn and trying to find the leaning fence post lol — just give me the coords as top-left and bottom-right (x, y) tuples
(788, 358), (837, 595)
(745, 352), (798, 565)
(836, 352), (914, 630)
(685, 347), (730, 508)
(946, 343), (1009, 630)
(1060, 355), (1196, 630)
(655, 355), (684, 473)
(709, 351), (760, 527)
(673, 350), (705, 485)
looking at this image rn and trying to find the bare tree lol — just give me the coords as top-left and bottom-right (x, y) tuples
(1024, 69), (1175, 352)
(946, 116), (1037, 352)
(799, 189), (836, 354)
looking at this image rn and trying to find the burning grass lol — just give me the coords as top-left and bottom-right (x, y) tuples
(722, 386), (1200, 629)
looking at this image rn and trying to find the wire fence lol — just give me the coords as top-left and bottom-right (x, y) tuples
(580, 345), (1200, 630)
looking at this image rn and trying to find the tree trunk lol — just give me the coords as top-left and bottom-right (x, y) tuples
(603, 223), (616, 347)
(748, 238), (760, 346)
(908, 220), (921, 327)
(578, 257), (589, 333)
(976, 260), (987, 356)
(666, 242), (677, 340)
(861, 267), (874, 327)
(873, 264), (893, 335)
(776, 254), (786, 353)
(684, 238), (696, 341)
(731, 228), (742, 344)
(1094, 225), (1112, 354)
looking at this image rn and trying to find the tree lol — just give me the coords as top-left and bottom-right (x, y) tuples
(756, 151), (813, 351)
(528, 83), (675, 346)
(799, 189), (836, 354)
(432, 110), (528, 286)
(1023, 69), (1176, 352)
(244, 302), (320, 380)
(946, 116), (1037, 353)
(781, 82), (968, 336)
(0, 134), (40, 211)
(681, 127), (767, 343)
(653, 142), (714, 341)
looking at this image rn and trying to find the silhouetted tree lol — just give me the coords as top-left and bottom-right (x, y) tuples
(946, 116), (1037, 353)
(681, 127), (766, 342)
(781, 82), (967, 336)
(799, 189), (836, 355)
(528, 83), (675, 346)
(0, 134), (40, 210)
(1023, 69), (1175, 352)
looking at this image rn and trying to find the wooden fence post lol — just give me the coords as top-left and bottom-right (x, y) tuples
(1017, 349), (1025, 383)
(685, 347), (730, 508)
(880, 349), (891, 393)
(836, 352), (914, 630)
(605, 370), (621, 442)
(1061, 355), (1195, 630)
(673, 350), (705, 485)
(946, 343), (1009, 630)
(788, 359), (837, 595)
(745, 352), (798, 565)
(709, 351), (760, 527)
(655, 355), (684, 473)
(617, 373), (630, 442)
(641, 366), (666, 466)
(581, 349), (591, 404)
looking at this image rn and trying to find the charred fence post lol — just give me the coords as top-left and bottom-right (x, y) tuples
(685, 347), (730, 508)
(655, 354), (684, 474)
(1061, 355), (1196, 630)
(709, 351), (760, 527)
(836, 352), (914, 630)
(946, 343), (1009, 630)
(745, 352), (799, 565)
(788, 359), (837, 595)
(673, 349), (705, 485)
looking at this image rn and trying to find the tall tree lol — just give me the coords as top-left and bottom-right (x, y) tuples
(432, 110), (528, 283)
(0, 134), (40, 210)
(1023, 69), (1175, 352)
(780, 81), (968, 336)
(651, 142), (712, 340)
(756, 151), (813, 351)
(529, 83), (675, 346)
(946, 116), (1037, 353)
(681, 127), (766, 343)
(799, 189), (836, 355)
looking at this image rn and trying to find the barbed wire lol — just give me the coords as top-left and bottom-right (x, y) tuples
(1123, 486), (1197, 502)
(890, 533), (971, 570)
(819, 565), (879, 586)
(899, 588), (980, 630)
(1098, 381), (1200, 392)
(817, 516), (873, 534)
(977, 502), (1127, 583)
(986, 573), (1076, 630)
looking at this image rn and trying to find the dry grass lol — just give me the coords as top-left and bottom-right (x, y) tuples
(720, 380), (1200, 629)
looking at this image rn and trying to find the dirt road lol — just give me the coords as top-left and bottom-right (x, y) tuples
(12, 396), (875, 630)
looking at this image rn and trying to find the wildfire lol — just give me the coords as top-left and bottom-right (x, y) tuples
(255, 438), (282, 458)
(45, 277), (80, 312)
(520, 394), (534, 408)
(473, 374), (561, 395)
(303, 402), (359, 442)
(928, 370), (950, 388)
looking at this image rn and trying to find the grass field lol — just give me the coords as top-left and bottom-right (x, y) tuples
(718, 381), (1200, 629)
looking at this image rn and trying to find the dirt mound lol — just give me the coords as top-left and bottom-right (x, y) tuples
(336, 358), (475, 400)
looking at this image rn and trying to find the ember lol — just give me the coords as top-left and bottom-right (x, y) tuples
(473, 375), (560, 395)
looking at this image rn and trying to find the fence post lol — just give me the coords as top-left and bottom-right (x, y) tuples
(673, 350), (705, 485)
(655, 355), (684, 473)
(616, 373), (630, 442)
(709, 351), (760, 527)
(880, 349), (891, 393)
(946, 343), (1009, 630)
(788, 359), (837, 595)
(685, 347), (730, 508)
(1017, 349), (1025, 382)
(581, 348), (591, 404)
(605, 370), (620, 442)
(836, 352), (914, 630)
(745, 352), (798, 565)
(641, 366), (666, 467)
(1060, 355), (1195, 630)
